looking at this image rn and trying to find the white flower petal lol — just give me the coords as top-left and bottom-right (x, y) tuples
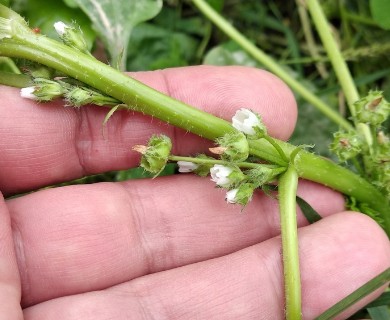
(210, 164), (233, 187)
(225, 189), (238, 203)
(20, 87), (37, 100)
(232, 108), (260, 135)
(177, 161), (198, 173)
(54, 21), (68, 36)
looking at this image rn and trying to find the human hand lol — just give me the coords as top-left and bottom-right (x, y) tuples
(0, 66), (389, 319)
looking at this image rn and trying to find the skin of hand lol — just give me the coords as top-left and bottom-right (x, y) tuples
(0, 66), (389, 320)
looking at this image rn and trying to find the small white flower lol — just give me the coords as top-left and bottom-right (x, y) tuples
(232, 108), (261, 135)
(20, 87), (37, 100)
(210, 164), (233, 187)
(225, 189), (238, 204)
(54, 21), (68, 36)
(177, 161), (198, 173)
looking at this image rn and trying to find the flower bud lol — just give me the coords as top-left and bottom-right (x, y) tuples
(177, 161), (198, 173)
(54, 21), (89, 54)
(330, 131), (364, 162)
(213, 132), (249, 162)
(133, 135), (172, 175)
(210, 165), (245, 188)
(225, 183), (254, 205)
(354, 91), (390, 125)
(65, 86), (120, 107)
(20, 78), (64, 102)
(232, 108), (267, 138)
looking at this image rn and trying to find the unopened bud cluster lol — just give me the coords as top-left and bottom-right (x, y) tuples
(19, 21), (120, 107)
(330, 91), (390, 200)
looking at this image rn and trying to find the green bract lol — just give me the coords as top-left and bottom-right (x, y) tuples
(215, 131), (249, 162)
(330, 131), (364, 162)
(30, 78), (64, 101)
(354, 91), (390, 125)
(139, 135), (172, 175)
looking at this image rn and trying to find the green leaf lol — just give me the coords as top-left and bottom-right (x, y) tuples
(63, 0), (78, 8)
(367, 306), (390, 320)
(203, 41), (260, 67)
(72, 0), (162, 70)
(296, 196), (322, 224)
(127, 23), (199, 71)
(370, 0), (390, 30)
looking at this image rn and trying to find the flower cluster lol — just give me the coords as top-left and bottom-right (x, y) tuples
(133, 109), (281, 206)
(177, 109), (285, 206)
(330, 91), (390, 200)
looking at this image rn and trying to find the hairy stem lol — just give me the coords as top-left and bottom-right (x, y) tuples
(306, 0), (373, 148)
(0, 5), (389, 236)
(278, 164), (302, 319)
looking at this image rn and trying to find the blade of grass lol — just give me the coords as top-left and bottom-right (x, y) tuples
(191, 0), (353, 131)
(296, 196), (322, 224)
(315, 268), (390, 320)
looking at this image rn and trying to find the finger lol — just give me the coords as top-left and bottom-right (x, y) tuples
(23, 212), (390, 320)
(8, 175), (344, 306)
(0, 66), (296, 194)
(0, 193), (23, 320)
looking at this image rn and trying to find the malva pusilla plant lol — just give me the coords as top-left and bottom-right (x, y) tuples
(0, 2), (389, 319)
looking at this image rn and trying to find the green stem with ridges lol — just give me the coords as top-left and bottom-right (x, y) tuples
(306, 0), (373, 148)
(278, 164), (302, 319)
(169, 155), (281, 170)
(191, 0), (353, 131)
(0, 5), (389, 236)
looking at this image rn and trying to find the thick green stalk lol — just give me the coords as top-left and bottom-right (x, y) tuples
(191, 0), (353, 131)
(279, 164), (302, 320)
(306, 0), (358, 109)
(0, 5), (389, 236)
(306, 0), (373, 147)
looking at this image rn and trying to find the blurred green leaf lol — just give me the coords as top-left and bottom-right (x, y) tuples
(370, 0), (390, 30)
(21, 0), (95, 50)
(0, 0), (9, 6)
(63, 0), (78, 8)
(72, 0), (162, 70)
(127, 23), (198, 71)
(367, 306), (390, 320)
(203, 41), (259, 67)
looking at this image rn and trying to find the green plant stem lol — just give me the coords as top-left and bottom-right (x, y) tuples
(306, 0), (359, 112)
(306, 0), (373, 148)
(169, 155), (280, 170)
(262, 135), (289, 164)
(0, 5), (389, 236)
(0, 71), (31, 87)
(191, 0), (353, 131)
(315, 268), (390, 320)
(278, 164), (302, 320)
